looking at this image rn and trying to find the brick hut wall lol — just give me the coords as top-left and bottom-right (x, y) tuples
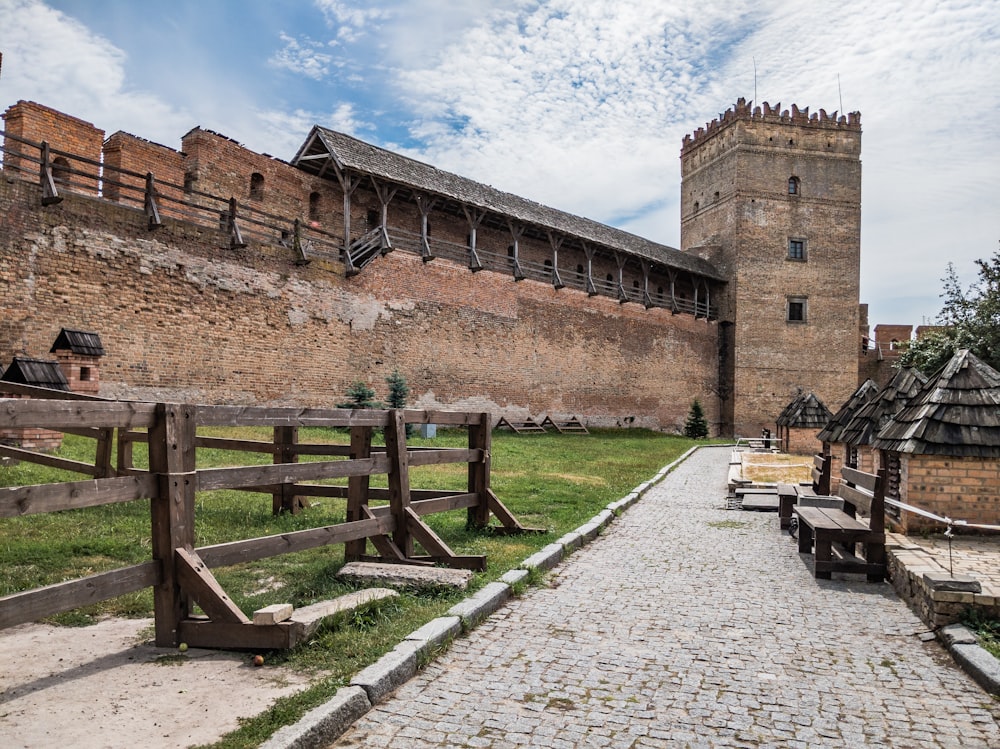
(896, 454), (1000, 534)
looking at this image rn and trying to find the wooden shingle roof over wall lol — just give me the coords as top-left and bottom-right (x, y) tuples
(841, 367), (928, 447)
(0, 357), (70, 390)
(872, 350), (1000, 457)
(293, 127), (726, 282)
(775, 392), (832, 428)
(816, 378), (879, 443)
(50, 328), (105, 357)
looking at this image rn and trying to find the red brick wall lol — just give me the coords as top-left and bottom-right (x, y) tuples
(2, 101), (104, 195)
(103, 131), (186, 218)
(896, 454), (1000, 534)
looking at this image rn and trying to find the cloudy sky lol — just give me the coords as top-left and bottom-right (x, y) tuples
(1, 0), (998, 329)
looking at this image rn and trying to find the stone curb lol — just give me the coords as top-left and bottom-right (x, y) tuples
(258, 686), (371, 749)
(937, 624), (1000, 697)
(266, 445), (705, 748)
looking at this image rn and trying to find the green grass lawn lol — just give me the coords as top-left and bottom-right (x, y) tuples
(1, 427), (704, 748)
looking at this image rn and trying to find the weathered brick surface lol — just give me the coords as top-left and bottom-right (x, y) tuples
(682, 101), (862, 437)
(898, 455), (1000, 533)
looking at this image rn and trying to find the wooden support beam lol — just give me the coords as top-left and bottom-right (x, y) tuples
(227, 197), (246, 249)
(94, 427), (115, 478)
(384, 410), (413, 557)
(292, 219), (311, 265)
(508, 220), (526, 280)
(372, 179), (398, 255)
(149, 403), (197, 647)
(144, 172), (162, 229)
(334, 168), (363, 264)
(640, 260), (653, 309)
(415, 193), (438, 261)
(39, 141), (63, 206)
(462, 206), (486, 271)
(547, 232), (566, 289)
(615, 252), (628, 303)
(272, 426), (307, 515)
(582, 242), (598, 296)
(467, 412), (491, 530)
(175, 547), (249, 624)
(345, 425), (373, 561)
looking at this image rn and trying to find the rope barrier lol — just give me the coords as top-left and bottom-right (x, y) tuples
(884, 497), (1000, 533)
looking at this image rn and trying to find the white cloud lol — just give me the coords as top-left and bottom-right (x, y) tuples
(270, 33), (333, 81)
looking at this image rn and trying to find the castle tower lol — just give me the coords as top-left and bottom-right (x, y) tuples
(681, 98), (862, 438)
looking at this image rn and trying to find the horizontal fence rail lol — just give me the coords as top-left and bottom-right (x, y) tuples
(0, 396), (536, 649)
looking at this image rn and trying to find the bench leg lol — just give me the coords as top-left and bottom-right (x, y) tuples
(864, 543), (886, 583)
(814, 535), (833, 579)
(797, 521), (813, 554)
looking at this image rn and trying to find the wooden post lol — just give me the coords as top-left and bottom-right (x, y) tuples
(144, 172), (162, 229)
(462, 206), (485, 271)
(508, 220), (526, 280)
(39, 141), (63, 206)
(547, 232), (565, 289)
(272, 426), (304, 515)
(467, 412), (492, 529)
(94, 427), (115, 479)
(582, 242), (598, 296)
(345, 424), (373, 561)
(148, 403), (197, 647)
(385, 410), (413, 557)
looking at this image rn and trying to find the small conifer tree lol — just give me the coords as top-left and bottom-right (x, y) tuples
(385, 369), (410, 410)
(684, 399), (709, 439)
(339, 381), (378, 409)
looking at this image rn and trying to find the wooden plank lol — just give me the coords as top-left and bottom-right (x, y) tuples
(194, 404), (391, 428)
(178, 619), (292, 650)
(468, 413), (491, 528)
(0, 382), (109, 401)
(0, 399), (157, 428)
(0, 443), (99, 476)
(345, 424), (373, 561)
(837, 483), (875, 514)
(175, 547), (249, 624)
(0, 562), (159, 630)
(196, 435), (273, 452)
(402, 409), (484, 426)
(195, 515), (395, 568)
(385, 410), (413, 557)
(841, 467), (879, 492)
(149, 403), (197, 647)
(0, 473), (158, 517)
(196, 454), (390, 492)
(407, 448), (479, 466)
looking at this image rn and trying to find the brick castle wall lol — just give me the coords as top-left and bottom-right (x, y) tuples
(0, 104), (722, 431)
(895, 454), (1000, 534)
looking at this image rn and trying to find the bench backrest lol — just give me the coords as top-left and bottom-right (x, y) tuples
(812, 454), (832, 496)
(836, 466), (886, 533)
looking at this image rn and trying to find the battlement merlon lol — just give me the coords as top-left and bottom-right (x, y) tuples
(681, 97), (861, 154)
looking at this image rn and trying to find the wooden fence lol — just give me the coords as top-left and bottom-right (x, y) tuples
(0, 390), (533, 649)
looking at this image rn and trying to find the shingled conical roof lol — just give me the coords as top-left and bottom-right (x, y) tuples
(841, 366), (927, 447)
(871, 350), (1000, 457)
(775, 392), (832, 428)
(817, 379), (879, 443)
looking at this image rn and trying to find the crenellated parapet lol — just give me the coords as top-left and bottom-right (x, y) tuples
(682, 97), (861, 153)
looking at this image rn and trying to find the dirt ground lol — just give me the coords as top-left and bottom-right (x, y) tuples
(0, 617), (312, 749)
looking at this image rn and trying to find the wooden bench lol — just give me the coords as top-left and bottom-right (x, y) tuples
(793, 466), (887, 582)
(776, 453), (832, 529)
(495, 416), (547, 434)
(540, 415), (589, 434)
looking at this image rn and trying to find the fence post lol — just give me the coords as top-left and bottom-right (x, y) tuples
(272, 426), (304, 515)
(94, 427), (115, 478)
(345, 424), (373, 561)
(148, 402), (197, 647)
(467, 412), (492, 529)
(385, 409), (413, 557)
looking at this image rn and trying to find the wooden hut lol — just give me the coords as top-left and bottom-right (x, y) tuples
(775, 392), (832, 455)
(50, 328), (105, 396)
(817, 378), (879, 479)
(872, 350), (1000, 534)
(839, 366), (927, 474)
(0, 356), (71, 450)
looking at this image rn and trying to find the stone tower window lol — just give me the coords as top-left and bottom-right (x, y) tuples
(308, 191), (321, 221)
(787, 297), (808, 323)
(52, 156), (71, 186)
(788, 176), (800, 195)
(366, 209), (379, 229)
(249, 172), (265, 200)
(788, 238), (806, 261)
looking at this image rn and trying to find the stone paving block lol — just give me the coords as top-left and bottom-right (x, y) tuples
(576, 519), (601, 543)
(261, 685), (370, 749)
(592, 508), (614, 529)
(519, 543), (564, 571)
(950, 643), (1000, 696)
(500, 568), (530, 587)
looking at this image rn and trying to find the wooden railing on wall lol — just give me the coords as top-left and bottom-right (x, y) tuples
(0, 394), (533, 649)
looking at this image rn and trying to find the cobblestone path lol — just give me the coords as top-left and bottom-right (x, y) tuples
(331, 446), (1000, 748)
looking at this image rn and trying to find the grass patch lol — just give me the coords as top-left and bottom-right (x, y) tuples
(962, 609), (1000, 660)
(1, 427), (702, 748)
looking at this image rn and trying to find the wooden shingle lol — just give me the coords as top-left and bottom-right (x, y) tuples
(50, 328), (105, 357)
(840, 367), (927, 447)
(775, 392), (832, 428)
(0, 357), (70, 391)
(816, 379), (879, 443)
(872, 350), (1000, 457)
